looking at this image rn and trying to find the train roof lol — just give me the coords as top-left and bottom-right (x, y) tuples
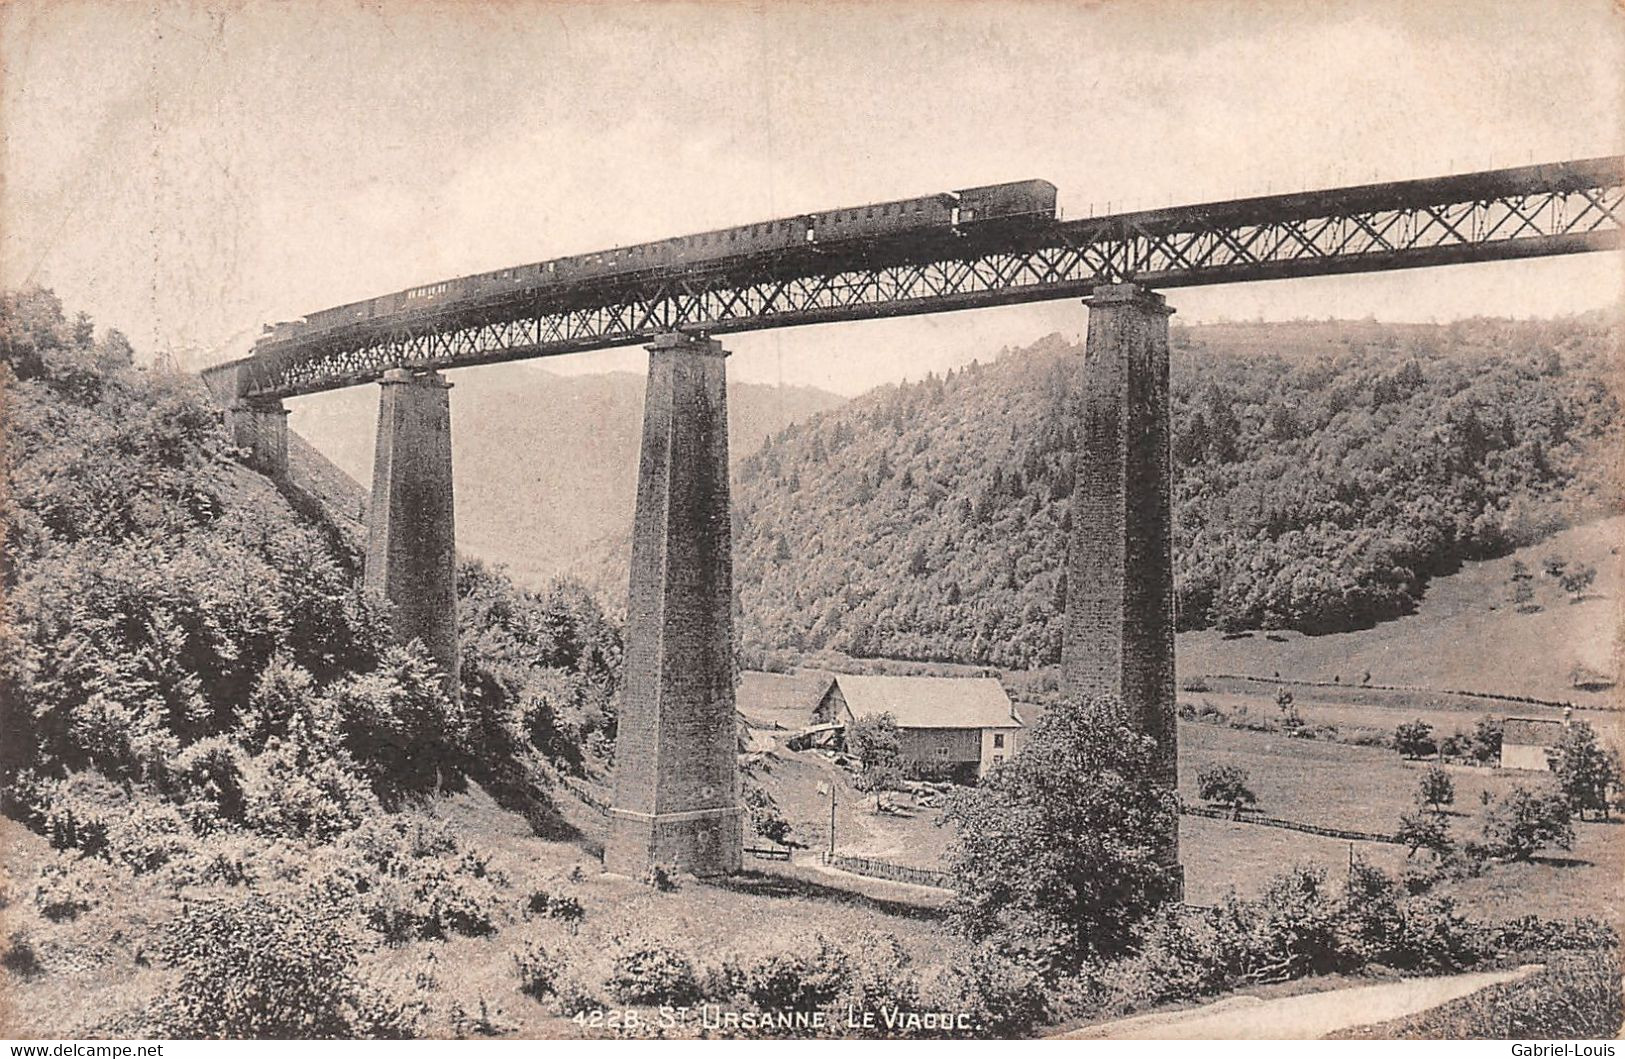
(955, 178), (1058, 195)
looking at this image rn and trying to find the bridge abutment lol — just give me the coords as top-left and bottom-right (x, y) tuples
(226, 399), (289, 478)
(1061, 282), (1182, 899)
(606, 333), (743, 878)
(365, 368), (460, 694)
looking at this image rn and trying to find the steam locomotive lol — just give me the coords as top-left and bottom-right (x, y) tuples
(255, 178), (1057, 351)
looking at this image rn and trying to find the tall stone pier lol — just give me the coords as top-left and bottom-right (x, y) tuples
(606, 332), (743, 878)
(365, 368), (460, 692)
(226, 399), (289, 478)
(1060, 282), (1182, 897)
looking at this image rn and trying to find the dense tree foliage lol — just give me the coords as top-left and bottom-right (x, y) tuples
(733, 318), (1620, 667)
(0, 285), (620, 833)
(941, 696), (1179, 973)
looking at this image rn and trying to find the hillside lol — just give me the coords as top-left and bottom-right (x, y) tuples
(287, 363), (844, 585)
(728, 316), (1621, 670)
(1178, 516), (1623, 705)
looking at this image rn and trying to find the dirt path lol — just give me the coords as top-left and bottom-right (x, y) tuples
(1060, 965), (1542, 1039)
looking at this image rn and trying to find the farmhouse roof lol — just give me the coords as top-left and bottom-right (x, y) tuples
(736, 671), (834, 720)
(1503, 717), (1566, 747)
(833, 674), (1021, 730)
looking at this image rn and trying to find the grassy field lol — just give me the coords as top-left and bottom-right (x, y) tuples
(1177, 517), (1623, 707)
(751, 713), (1624, 925)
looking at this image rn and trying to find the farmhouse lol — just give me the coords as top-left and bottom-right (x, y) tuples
(1501, 716), (1566, 771)
(812, 674), (1023, 780)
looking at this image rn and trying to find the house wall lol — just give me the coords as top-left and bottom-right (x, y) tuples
(900, 726), (981, 764)
(1502, 742), (1553, 772)
(980, 727), (1017, 775)
(814, 685), (851, 726)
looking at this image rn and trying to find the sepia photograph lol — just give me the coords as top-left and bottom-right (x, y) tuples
(0, 0), (1621, 1044)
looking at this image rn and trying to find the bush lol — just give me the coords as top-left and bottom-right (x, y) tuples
(734, 932), (852, 1010)
(1210, 864), (1354, 983)
(158, 891), (418, 1038)
(1195, 763), (1257, 816)
(107, 800), (196, 874)
(33, 854), (101, 921)
(513, 937), (565, 1001)
(605, 934), (703, 1006)
(301, 818), (506, 943)
(1479, 784), (1574, 861)
(840, 931), (920, 1020)
(919, 946), (1051, 1039)
(2, 930), (44, 978)
(525, 885), (585, 933)
(1334, 950), (1623, 1039)
(1487, 915), (1619, 953)
(1394, 720), (1436, 759)
(238, 737), (377, 842)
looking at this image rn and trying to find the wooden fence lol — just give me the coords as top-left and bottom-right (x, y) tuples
(821, 851), (954, 890)
(1181, 803), (1400, 844)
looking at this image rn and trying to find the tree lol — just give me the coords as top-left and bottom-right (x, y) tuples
(1558, 564), (1597, 602)
(940, 696), (1179, 972)
(1196, 763), (1257, 819)
(1416, 764), (1455, 813)
(1508, 561), (1537, 611)
(1547, 721), (1625, 821)
(846, 712), (903, 813)
(1479, 785), (1574, 861)
(1394, 720), (1436, 760)
(1396, 809), (1453, 859)
(1274, 687), (1301, 729)
(1469, 715), (1504, 765)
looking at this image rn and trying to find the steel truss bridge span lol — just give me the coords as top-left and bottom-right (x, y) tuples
(215, 156), (1623, 400)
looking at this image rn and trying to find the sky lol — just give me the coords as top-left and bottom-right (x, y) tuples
(3, 0), (1622, 402)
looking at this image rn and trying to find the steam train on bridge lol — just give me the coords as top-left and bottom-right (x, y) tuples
(253, 179), (1058, 352)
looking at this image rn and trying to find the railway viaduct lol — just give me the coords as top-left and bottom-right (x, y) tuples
(202, 157), (1624, 888)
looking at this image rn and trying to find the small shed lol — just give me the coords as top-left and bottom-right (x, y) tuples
(1501, 717), (1566, 771)
(813, 674), (1022, 780)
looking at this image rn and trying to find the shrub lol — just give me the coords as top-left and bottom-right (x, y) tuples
(840, 931), (920, 1018)
(1416, 765), (1455, 812)
(1394, 720), (1436, 759)
(735, 931), (852, 1010)
(1487, 915), (1619, 953)
(919, 946), (1050, 1039)
(1396, 809), (1453, 859)
(158, 891), (417, 1038)
(1479, 784), (1574, 861)
(238, 739), (377, 841)
(1210, 865), (1354, 983)
(1334, 950), (1623, 1039)
(640, 863), (677, 892)
(107, 800), (196, 874)
(1196, 763), (1257, 816)
(605, 935), (703, 1007)
(33, 854), (100, 921)
(513, 938), (564, 1001)
(2, 930), (44, 978)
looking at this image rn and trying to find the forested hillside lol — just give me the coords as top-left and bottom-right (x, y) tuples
(734, 317), (1621, 669)
(0, 287), (623, 1033)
